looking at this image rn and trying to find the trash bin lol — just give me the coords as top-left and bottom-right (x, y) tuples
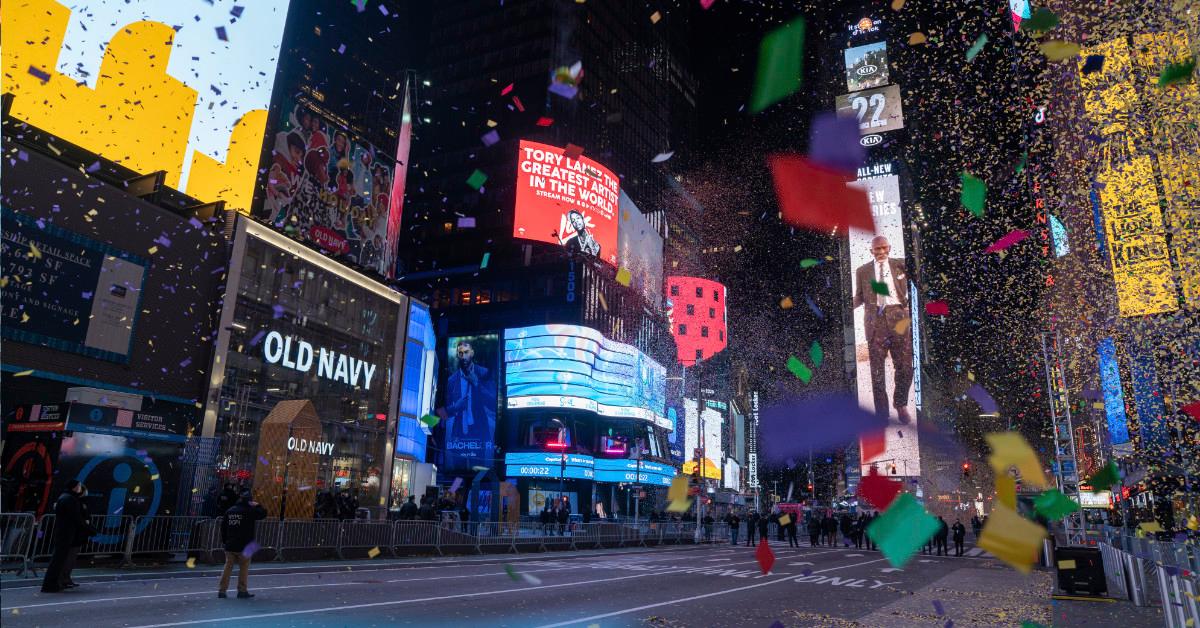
(1055, 546), (1107, 596)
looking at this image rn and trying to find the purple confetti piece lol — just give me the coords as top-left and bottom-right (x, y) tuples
(481, 129), (500, 147)
(17, 150), (29, 162)
(28, 65), (51, 83)
(801, 568), (812, 576)
(242, 540), (260, 558)
(189, 217), (204, 229)
(259, 456), (269, 466)
(353, 0), (367, 12)
(758, 394), (887, 463)
(378, 4), (389, 16)
(215, 26), (228, 41)
(808, 111), (864, 175)
(82, 291), (93, 299)
(769, 622), (784, 628)
(805, 295), (824, 320)
(457, 217), (476, 228)
(338, 44), (346, 54)
(230, 5), (244, 18)
(86, 161), (101, 173)
(248, 330), (266, 347)
(966, 384), (998, 414)
(154, 235), (172, 248)
(945, 621), (953, 628)
(272, 304), (284, 319)
(933, 600), (944, 616)
(180, 358), (192, 368)
(548, 81), (578, 99)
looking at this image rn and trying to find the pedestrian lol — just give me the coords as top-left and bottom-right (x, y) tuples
(935, 516), (949, 556)
(852, 514), (865, 549)
(217, 490), (267, 599)
(540, 500), (553, 534)
(217, 482), (238, 515)
(459, 500), (471, 532)
(726, 511), (741, 545)
(840, 513), (853, 547)
(757, 511), (769, 544)
(746, 511), (759, 546)
(971, 514), (982, 538)
(786, 516), (799, 548)
(823, 514), (837, 547)
(557, 500), (569, 535)
(398, 495), (418, 520)
(774, 512), (785, 542)
(867, 513), (878, 551)
(59, 489), (95, 590)
(418, 496), (436, 521)
(807, 512), (820, 547)
(201, 487), (220, 518)
(952, 519), (966, 556)
(41, 481), (89, 592)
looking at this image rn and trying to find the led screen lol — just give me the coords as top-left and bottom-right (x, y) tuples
(844, 42), (889, 92)
(505, 452), (595, 480)
(3, 0), (290, 211)
(438, 334), (500, 471)
(836, 84), (905, 135)
(504, 325), (668, 427)
(683, 398), (724, 473)
(513, 140), (620, 266)
(616, 191), (664, 308)
(593, 459), (674, 486)
(665, 277), (728, 365)
(845, 171), (921, 477)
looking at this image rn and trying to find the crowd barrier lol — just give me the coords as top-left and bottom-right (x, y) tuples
(1096, 528), (1200, 627)
(3, 514), (723, 576)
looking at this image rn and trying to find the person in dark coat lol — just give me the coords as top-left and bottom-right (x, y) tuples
(774, 512), (785, 541)
(217, 483), (239, 515)
(970, 515), (983, 538)
(839, 514), (853, 547)
(201, 487), (220, 518)
(952, 519), (967, 556)
(822, 514), (837, 547)
(418, 496), (436, 521)
(59, 491), (96, 589)
(557, 500), (570, 535)
(398, 495), (418, 520)
(745, 511), (759, 546)
(41, 481), (89, 592)
(786, 515), (800, 548)
(757, 511), (769, 542)
(217, 491), (267, 599)
(726, 511), (741, 545)
(540, 501), (553, 534)
(934, 516), (949, 556)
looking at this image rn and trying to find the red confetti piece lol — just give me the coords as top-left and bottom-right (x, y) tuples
(925, 301), (950, 316)
(535, 116), (554, 127)
(768, 154), (874, 233)
(1182, 401), (1200, 422)
(755, 538), (776, 574)
(858, 466), (902, 510)
(500, 83), (513, 96)
(512, 96), (525, 112)
(563, 143), (584, 160)
(984, 229), (1030, 253)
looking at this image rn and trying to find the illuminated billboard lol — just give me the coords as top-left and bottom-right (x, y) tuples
(438, 334), (500, 471)
(683, 398), (725, 478)
(3, 0), (290, 212)
(845, 170), (921, 477)
(844, 42), (889, 92)
(665, 277), (728, 366)
(513, 140), (620, 266)
(1097, 338), (1130, 446)
(617, 191), (665, 308)
(836, 84), (905, 135)
(262, 96), (401, 278)
(503, 325), (668, 427)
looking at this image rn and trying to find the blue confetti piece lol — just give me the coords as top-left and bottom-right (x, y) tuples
(272, 304), (284, 319)
(86, 161), (101, 173)
(230, 5), (244, 18)
(805, 295), (824, 320)
(248, 330), (266, 346)
(215, 26), (228, 41)
(933, 600), (944, 615)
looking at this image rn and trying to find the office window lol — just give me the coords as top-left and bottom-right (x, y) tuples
(696, 286), (703, 298)
(719, 330), (724, 341)
(709, 307), (715, 318)
(695, 349), (703, 361)
(456, 289), (472, 306)
(670, 285), (679, 296)
(678, 324), (687, 335)
(701, 326), (709, 337)
(712, 289), (719, 301)
(686, 304), (695, 315)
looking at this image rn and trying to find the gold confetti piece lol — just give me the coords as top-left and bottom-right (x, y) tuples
(20, 312), (29, 323)
(893, 317), (911, 335)
(486, 119), (498, 128)
(733, 245), (743, 253)
(11, 608), (19, 614)
(650, 11), (661, 23)
(891, 0), (905, 9)
(1040, 40), (1081, 61)
(597, 292), (608, 311)
(150, 474), (159, 480)
(186, 557), (196, 569)
(779, 296), (794, 309)
(368, 546), (381, 558)
(967, 371), (975, 381)
(28, 243), (42, 259)
(14, 370), (34, 377)
(908, 32), (927, 45)
(148, 246), (159, 254)
(615, 268), (632, 286)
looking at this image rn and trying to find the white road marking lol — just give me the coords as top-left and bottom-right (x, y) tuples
(880, 567), (903, 573)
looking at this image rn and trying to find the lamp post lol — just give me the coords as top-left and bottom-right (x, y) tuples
(550, 418), (566, 509)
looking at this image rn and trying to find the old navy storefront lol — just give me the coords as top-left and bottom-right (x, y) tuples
(203, 219), (418, 519)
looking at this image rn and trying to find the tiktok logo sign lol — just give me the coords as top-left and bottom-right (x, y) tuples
(75, 448), (163, 544)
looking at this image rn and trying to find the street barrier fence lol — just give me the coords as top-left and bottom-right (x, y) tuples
(1097, 527), (1200, 628)
(3, 513), (719, 576)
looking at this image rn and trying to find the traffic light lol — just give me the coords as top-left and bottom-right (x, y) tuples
(962, 462), (971, 477)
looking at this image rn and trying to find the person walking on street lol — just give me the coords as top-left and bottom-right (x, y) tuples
(398, 495), (418, 520)
(839, 513), (853, 547)
(59, 490), (95, 589)
(867, 513), (878, 550)
(702, 513), (715, 542)
(757, 510), (770, 545)
(971, 514), (982, 539)
(746, 511), (759, 546)
(807, 512), (821, 547)
(823, 514), (837, 547)
(935, 516), (949, 556)
(41, 481), (90, 592)
(217, 490), (267, 599)
(852, 514), (865, 549)
(726, 511), (741, 545)
(557, 500), (569, 536)
(540, 501), (553, 534)
(952, 519), (967, 557)
(786, 516), (800, 548)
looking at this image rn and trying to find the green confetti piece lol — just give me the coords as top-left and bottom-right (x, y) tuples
(1087, 461), (1120, 489)
(1018, 8), (1059, 34)
(960, 172), (986, 217)
(786, 356), (812, 383)
(809, 341), (824, 368)
(866, 493), (940, 569)
(1021, 622), (1048, 628)
(504, 564), (520, 581)
(1015, 151), (1028, 175)
(481, 252), (491, 269)
(1158, 57), (1196, 86)
(419, 414), (440, 428)
(966, 34), (988, 62)
(750, 16), (806, 113)
(870, 280), (890, 296)
(1033, 489), (1080, 520)
(466, 169), (488, 190)
(800, 258), (822, 268)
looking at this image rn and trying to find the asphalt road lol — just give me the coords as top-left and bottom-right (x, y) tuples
(1, 540), (1053, 627)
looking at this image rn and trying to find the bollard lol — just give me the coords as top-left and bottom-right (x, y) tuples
(1042, 538), (1054, 568)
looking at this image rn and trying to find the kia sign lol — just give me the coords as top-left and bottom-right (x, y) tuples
(844, 42), (889, 91)
(513, 140), (620, 266)
(860, 134), (883, 147)
(836, 85), (905, 135)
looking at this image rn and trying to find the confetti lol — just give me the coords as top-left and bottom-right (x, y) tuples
(1039, 41), (1081, 62)
(1034, 489), (1079, 520)
(650, 11), (661, 24)
(186, 557), (196, 568)
(965, 384), (998, 414)
(985, 229), (1030, 253)
(786, 356), (813, 383)
(368, 546), (381, 558)
(960, 172), (986, 216)
(966, 34), (988, 62)
(870, 280), (889, 296)
(1087, 461), (1120, 489)
(481, 130), (500, 147)
(563, 144), (584, 160)
(779, 296), (794, 309)
(891, 0), (905, 10)
(666, 475), (691, 513)
(859, 466), (902, 510)
(978, 505), (1045, 573)
(809, 341), (823, 368)
(466, 169), (488, 190)
(480, 252), (491, 269)
(1081, 55), (1105, 74)
(1158, 57), (1196, 86)
(651, 151), (675, 163)
(750, 17), (806, 113)
(14, 370), (34, 377)
(215, 26), (228, 42)
(986, 432), (1049, 489)
(808, 111), (863, 174)
(1019, 8), (1059, 33)
(615, 267), (632, 286)
(419, 414), (440, 428)
(799, 258), (821, 268)
(535, 116), (554, 127)
(769, 154), (874, 233)
(925, 301), (949, 316)
(908, 32), (927, 45)
(867, 493), (939, 568)
(756, 538), (776, 574)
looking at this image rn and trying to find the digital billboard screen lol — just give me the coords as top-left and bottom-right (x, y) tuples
(505, 452), (595, 481)
(513, 140), (620, 266)
(504, 325), (668, 427)
(262, 97), (401, 278)
(3, 0), (290, 211)
(844, 42), (889, 92)
(845, 171), (921, 477)
(836, 84), (905, 136)
(438, 334), (500, 471)
(617, 190), (664, 308)
(683, 398), (725, 473)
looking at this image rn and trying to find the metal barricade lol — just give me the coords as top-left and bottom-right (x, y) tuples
(393, 520), (441, 554)
(30, 514), (135, 563)
(436, 520), (480, 554)
(251, 518), (283, 561)
(193, 517), (223, 562)
(0, 513), (36, 576)
(337, 520), (396, 559)
(277, 519), (340, 561)
(126, 515), (211, 560)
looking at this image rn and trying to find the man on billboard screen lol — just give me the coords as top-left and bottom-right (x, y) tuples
(443, 337), (498, 470)
(561, 210), (602, 258)
(852, 235), (913, 423)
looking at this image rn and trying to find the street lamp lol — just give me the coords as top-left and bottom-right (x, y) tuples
(549, 418), (567, 510)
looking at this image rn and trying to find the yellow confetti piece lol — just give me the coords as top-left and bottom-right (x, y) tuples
(597, 292), (608, 311)
(20, 312), (30, 323)
(186, 557), (196, 569)
(967, 371), (975, 381)
(28, 243), (42, 259)
(650, 11), (661, 24)
(1040, 40), (1081, 61)
(150, 474), (159, 480)
(12, 608), (19, 615)
(368, 546), (381, 558)
(779, 296), (794, 309)
(891, 0), (905, 9)
(14, 370), (34, 377)
(977, 504), (1045, 574)
(615, 267), (632, 287)
(148, 246), (159, 254)
(893, 317), (911, 335)
(486, 119), (498, 128)
(1139, 521), (1164, 533)
(908, 32), (927, 45)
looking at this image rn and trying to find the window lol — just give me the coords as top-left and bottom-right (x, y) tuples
(475, 289), (492, 305)
(456, 289), (472, 306)
(701, 326), (709, 337)
(719, 330), (724, 341)
(678, 324), (687, 335)
(686, 304), (694, 315)
(709, 307), (715, 318)
(695, 286), (703, 298)
(712, 289), (719, 302)
(695, 349), (703, 361)
(670, 285), (679, 296)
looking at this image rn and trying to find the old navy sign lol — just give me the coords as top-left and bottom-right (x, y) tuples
(262, 330), (378, 390)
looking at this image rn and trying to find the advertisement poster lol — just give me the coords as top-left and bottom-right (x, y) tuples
(1, 209), (146, 363)
(3, 0), (290, 211)
(503, 325), (668, 427)
(844, 42), (889, 92)
(513, 140), (620, 266)
(438, 334), (500, 471)
(683, 398), (725, 473)
(616, 190), (665, 308)
(846, 172), (921, 477)
(836, 84), (905, 135)
(263, 98), (400, 278)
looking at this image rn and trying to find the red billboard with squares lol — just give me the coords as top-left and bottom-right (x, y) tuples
(513, 140), (620, 266)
